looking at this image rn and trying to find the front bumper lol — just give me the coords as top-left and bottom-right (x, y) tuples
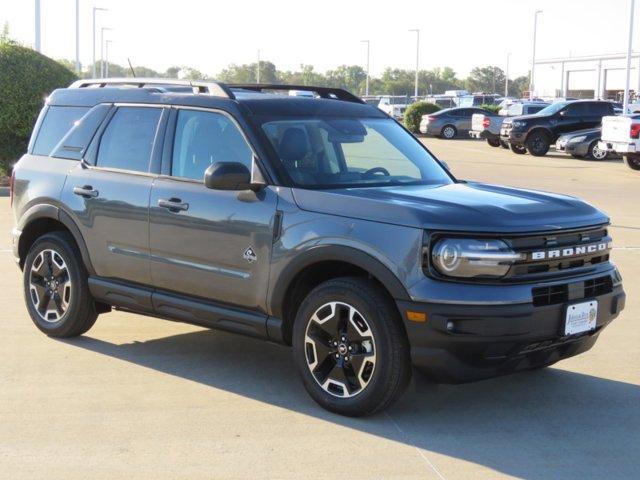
(556, 139), (589, 156)
(397, 270), (625, 383)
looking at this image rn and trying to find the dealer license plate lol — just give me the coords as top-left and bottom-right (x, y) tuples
(564, 300), (598, 336)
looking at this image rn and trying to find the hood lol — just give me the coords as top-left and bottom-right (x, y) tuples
(505, 113), (544, 123)
(292, 182), (608, 233)
(558, 128), (600, 141)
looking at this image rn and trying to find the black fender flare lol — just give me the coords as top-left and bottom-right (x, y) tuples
(267, 245), (411, 320)
(17, 203), (95, 275)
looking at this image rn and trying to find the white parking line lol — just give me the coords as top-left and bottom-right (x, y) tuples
(384, 412), (447, 480)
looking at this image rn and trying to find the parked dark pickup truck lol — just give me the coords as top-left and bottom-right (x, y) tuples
(500, 100), (615, 156)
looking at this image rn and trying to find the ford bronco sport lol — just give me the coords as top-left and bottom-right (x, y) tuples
(11, 79), (626, 416)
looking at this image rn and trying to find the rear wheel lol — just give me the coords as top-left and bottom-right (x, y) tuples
(510, 143), (527, 154)
(23, 232), (98, 337)
(292, 277), (411, 416)
(487, 137), (501, 147)
(441, 125), (457, 139)
(624, 154), (640, 170)
(500, 140), (509, 149)
(526, 131), (551, 156)
(587, 141), (608, 160)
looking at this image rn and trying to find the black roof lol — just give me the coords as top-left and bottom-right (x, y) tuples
(47, 80), (385, 118)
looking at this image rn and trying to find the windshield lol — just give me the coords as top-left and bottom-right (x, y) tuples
(259, 117), (453, 188)
(536, 102), (569, 116)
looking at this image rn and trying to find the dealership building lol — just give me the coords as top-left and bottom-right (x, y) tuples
(533, 53), (640, 100)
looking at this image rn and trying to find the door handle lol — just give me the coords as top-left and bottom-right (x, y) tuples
(158, 197), (189, 212)
(73, 185), (99, 198)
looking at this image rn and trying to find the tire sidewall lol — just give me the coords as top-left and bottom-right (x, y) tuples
(624, 154), (640, 170)
(23, 234), (86, 336)
(526, 132), (550, 156)
(292, 281), (403, 415)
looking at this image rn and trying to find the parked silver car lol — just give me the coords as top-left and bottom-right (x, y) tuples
(420, 107), (495, 139)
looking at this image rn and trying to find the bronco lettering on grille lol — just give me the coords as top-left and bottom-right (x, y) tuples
(530, 242), (611, 261)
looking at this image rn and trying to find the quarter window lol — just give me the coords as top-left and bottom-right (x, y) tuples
(171, 110), (253, 181)
(96, 107), (161, 172)
(32, 106), (90, 156)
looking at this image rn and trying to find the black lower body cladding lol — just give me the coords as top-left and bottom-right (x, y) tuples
(396, 281), (625, 383)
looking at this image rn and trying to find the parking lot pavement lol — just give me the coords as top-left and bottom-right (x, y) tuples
(1, 139), (638, 480)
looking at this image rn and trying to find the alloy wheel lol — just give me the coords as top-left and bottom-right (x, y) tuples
(591, 143), (607, 160)
(442, 126), (455, 139)
(304, 301), (377, 398)
(29, 249), (72, 323)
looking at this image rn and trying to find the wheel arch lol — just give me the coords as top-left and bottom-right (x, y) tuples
(17, 204), (95, 274)
(268, 246), (410, 345)
(525, 126), (554, 143)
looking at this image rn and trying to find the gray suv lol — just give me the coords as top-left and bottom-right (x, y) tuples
(11, 79), (626, 416)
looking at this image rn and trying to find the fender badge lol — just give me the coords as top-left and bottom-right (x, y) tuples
(243, 246), (257, 263)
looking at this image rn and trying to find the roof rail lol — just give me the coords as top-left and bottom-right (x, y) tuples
(227, 84), (365, 104)
(69, 78), (235, 99)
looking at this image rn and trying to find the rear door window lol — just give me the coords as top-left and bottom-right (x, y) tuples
(96, 107), (162, 172)
(32, 106), (90, 155)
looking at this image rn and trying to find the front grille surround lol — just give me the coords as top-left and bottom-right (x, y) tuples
(424, 224), (612, 284)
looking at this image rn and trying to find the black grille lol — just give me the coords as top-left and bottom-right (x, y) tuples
(505, 226), (611, 282)
(532, 284), (568, 307)
(532, 275), (613, 307)
(584, 275), (613, 298)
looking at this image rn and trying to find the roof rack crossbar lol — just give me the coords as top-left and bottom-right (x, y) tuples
(69, 78), (235, 99)
(227, 84), (365, 104)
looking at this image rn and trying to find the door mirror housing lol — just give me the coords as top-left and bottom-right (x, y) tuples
(559, 110), (568, 117)
(204, 162), (258, 191)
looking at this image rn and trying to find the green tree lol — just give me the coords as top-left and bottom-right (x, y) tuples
(0, 43), (77, 175)
(464, 66), (506, 94)
(325, 65), (367, 93)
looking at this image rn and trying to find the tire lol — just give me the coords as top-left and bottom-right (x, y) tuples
(292, 277), (411, 416)
(587, 141), (608, 161)
(487, 137), (501, 147)
(23, 231), (98, 338)
(500, 140), (509, 149)
(440, 125), (457, 139)
(624, 154), (640, 170)
(525, 131), (551, 156)
(510, 143), (527, 155)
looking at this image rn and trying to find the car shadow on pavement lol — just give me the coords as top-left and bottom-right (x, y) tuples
(64, 327), (640, 480)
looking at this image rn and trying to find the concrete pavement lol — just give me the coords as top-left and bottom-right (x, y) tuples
(0, 139), (638, 479)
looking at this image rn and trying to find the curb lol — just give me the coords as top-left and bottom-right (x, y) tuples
(0, 187), (9, 197)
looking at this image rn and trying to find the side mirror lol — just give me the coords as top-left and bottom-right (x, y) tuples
(204, 162), (255, 191)
(559, 110), (567, 117)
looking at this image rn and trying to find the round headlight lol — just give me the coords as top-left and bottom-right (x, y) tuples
(431, 238), (525, 279)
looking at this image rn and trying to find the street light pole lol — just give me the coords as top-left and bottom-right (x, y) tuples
(530, 10), (542, 100)
(75, 0), (80, 73)
(105, 40), (113, 77)
(34, 0), (41, 52)
(624, 0), (635, 113)
(92, 7), (107, 78)
(505, 52), (511, 97)
(257, 49), (260, 84)
(100, 27), (112, 78)
(409, 29), (420, 99)
(361, 40), (370, 96)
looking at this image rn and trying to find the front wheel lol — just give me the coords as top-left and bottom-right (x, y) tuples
(587, 141), (608, 160)
(292, 277), (411, 416)
(23, 232), (98, 337)
(510, 143), (527, 154)
(526, 131), (551, 156)
(487, 137), (501, 147)
(623, 154), (640, 170)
